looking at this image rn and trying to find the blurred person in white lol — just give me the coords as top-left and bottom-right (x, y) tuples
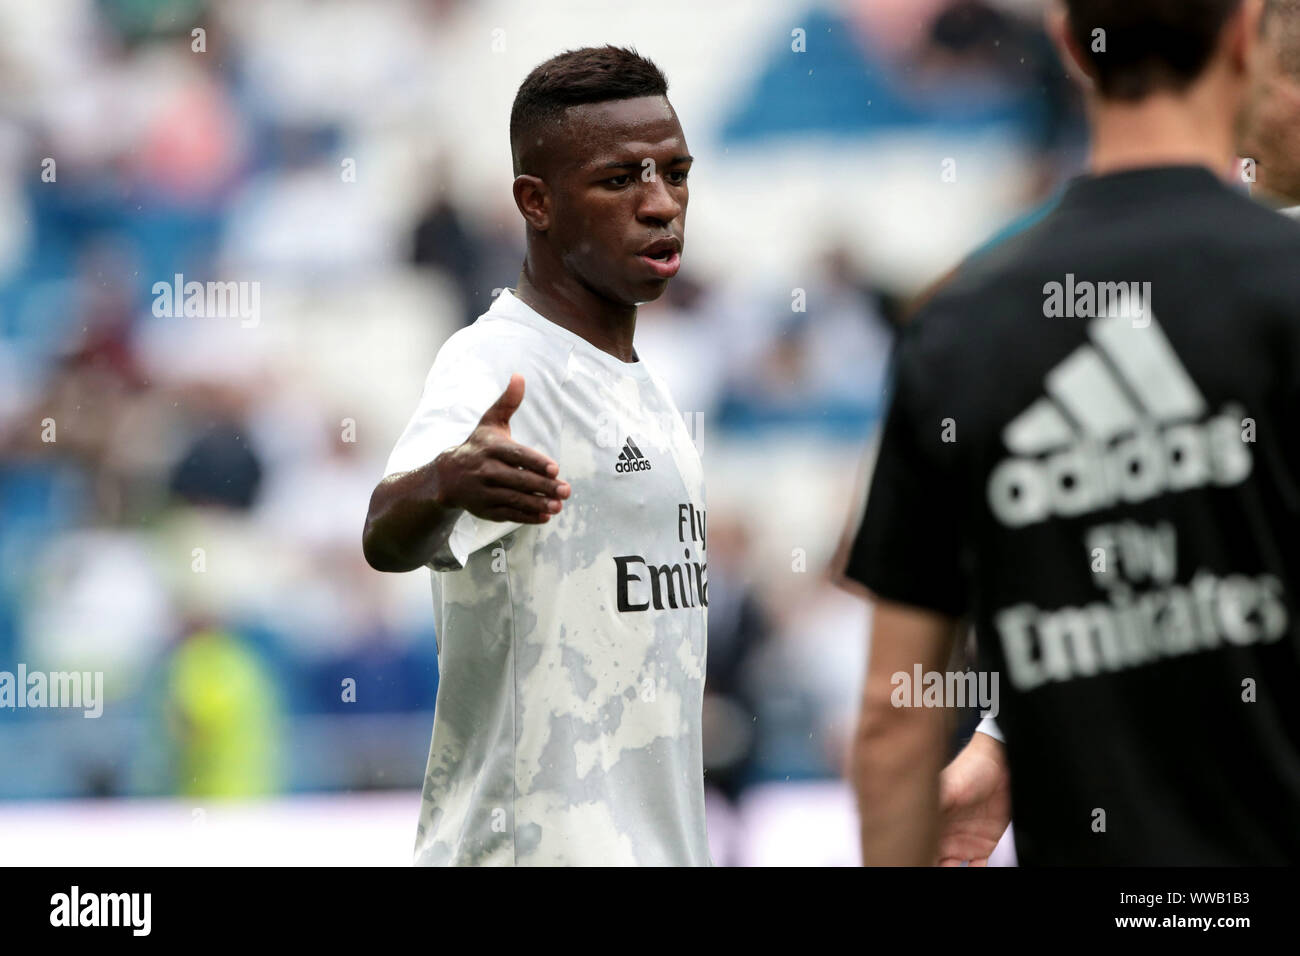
(363, 47), (710, 866)
(256, 418), (396, 656)
(631, 274), (725, 423)
(932, 0), (1300, 868)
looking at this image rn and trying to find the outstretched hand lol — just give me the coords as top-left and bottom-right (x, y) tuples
(434, 374), (570, 524)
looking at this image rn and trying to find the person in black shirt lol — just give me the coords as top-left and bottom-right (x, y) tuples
(931, 0), (1300, 868)
(846, 0), (1300, 865)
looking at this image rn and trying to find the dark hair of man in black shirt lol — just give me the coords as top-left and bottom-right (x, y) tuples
(1063, 0), (1245, 100)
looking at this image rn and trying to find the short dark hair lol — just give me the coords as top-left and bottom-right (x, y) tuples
(509, 45), (669, 176)
(1064, 0), (1243, 100)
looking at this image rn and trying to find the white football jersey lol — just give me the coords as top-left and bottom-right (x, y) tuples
(384, 289), (710, 865)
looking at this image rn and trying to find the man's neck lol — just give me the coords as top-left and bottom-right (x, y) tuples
(1087, 90), (1237, 180)
(514, 263), (639, 364)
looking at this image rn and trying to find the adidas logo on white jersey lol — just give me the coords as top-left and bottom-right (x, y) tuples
(988, 314), (1252, 528)
(615, 436), (652, 473)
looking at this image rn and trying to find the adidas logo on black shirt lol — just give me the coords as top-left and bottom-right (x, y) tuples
(987, 313), (1252, 528)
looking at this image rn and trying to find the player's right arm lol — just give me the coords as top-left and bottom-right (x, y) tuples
(362, 374), (570, 573)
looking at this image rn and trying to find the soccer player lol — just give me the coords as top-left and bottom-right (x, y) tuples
(935, 0), (1300, 867)
(846, 0), (1300, 865)
(362, 46), (709, 866)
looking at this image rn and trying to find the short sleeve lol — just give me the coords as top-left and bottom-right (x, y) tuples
(383, 324), (565, 570)
(843, 326), (968, 617)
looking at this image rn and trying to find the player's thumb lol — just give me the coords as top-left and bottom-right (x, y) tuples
(480, 373), (525, 430)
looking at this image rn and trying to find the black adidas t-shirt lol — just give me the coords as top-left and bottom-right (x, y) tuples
(846, 165), (1300, 865)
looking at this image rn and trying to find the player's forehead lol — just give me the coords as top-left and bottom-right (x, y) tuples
(559, 96), (689, 172)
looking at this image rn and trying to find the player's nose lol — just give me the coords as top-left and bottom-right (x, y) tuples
(637, 175), (682, 225)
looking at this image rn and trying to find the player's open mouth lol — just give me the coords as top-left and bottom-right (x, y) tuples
(636, 239), (682, 279)
(637, 251), (681, 278)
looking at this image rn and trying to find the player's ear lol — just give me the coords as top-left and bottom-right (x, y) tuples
(513, 175), (551, 232)
(1047, 1), (1097, 90)
(1225, 0), (1266, 78)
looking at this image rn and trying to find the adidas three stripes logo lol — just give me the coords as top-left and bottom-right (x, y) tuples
(988, 314), (1253, 528)
(615, 436), (653, 473)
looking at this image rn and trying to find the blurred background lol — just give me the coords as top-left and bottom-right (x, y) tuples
(0, 0), (1081, 865)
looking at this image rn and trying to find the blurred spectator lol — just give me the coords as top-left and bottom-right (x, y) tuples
(698, 514), (770, 800)
(630, 274), (726, 421)
(716, 244), (899, 435)
(747, 568), (870, 782)
(169, 419), (263, 510)
(163, 624), (282, 798)
(412, 185), (525, 327)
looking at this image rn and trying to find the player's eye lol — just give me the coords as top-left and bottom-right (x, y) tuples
(666, 170), (689, 185)
(605, 174), (633, 188)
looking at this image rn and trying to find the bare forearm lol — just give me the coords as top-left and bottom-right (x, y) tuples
(362, 460), (460, 573)
(853, 710), (947, 865)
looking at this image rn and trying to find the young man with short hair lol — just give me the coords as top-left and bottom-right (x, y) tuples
(364, 46), (708, 866)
